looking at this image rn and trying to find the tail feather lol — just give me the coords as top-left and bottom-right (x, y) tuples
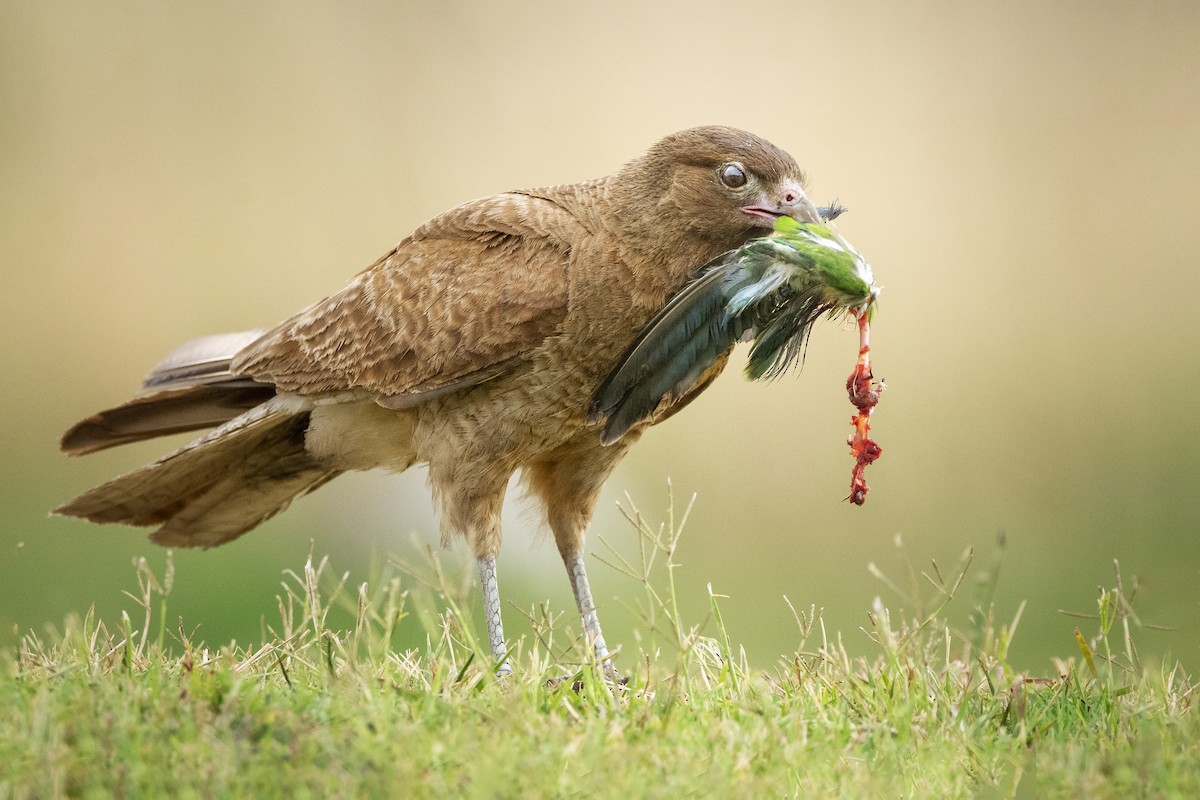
(60, 384), (276, 456)
(61, 330), (275, 456)
(149, 456), (338, 549)
(55, 396), (341, 548)
(140, 330), (267, 391)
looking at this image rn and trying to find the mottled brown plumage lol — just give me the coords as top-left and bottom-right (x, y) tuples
(57, 126), (820, 672)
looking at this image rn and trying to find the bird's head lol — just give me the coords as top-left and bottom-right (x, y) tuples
(618, 126), (820, 252)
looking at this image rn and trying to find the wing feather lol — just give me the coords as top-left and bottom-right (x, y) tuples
(232, 193), (579, 403)
(589, 263), (749, 444)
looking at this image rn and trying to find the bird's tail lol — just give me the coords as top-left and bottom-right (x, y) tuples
(55, 396), (340, 548)
(56, 331), (342, 548)
(60, 331), (276, 455)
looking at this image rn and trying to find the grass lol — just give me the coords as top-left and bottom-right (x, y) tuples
(2, 496), (1197, 799)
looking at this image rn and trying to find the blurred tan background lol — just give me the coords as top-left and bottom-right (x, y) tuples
(3, 1), (1198, 672)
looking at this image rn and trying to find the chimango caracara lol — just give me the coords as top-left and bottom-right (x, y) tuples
(57, 126), (827, 674)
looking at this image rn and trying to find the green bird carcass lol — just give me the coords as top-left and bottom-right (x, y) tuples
(590, 215), (885, 502)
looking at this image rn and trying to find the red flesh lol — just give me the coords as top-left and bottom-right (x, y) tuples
(846, 311), (884, 505)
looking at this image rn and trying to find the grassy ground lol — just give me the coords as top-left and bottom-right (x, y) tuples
(2, 500), (1197, 798)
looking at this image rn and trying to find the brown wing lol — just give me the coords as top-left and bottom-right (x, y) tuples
(232, 193), (581, 404)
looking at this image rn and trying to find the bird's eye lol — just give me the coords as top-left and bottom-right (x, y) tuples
(719, 162), (748, 189)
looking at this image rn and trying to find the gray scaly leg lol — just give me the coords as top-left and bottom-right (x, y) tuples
(477, 555), (512, 675)
(565, 552), (616, 677)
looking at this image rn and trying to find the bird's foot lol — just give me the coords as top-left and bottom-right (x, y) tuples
(545, 668), (628, 694)
(545, 648), (625, 692)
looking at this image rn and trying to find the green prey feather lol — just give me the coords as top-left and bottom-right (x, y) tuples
(590, 218), (879, 443)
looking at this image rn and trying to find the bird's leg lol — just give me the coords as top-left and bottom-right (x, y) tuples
(432, 465), (512, 675)
(476, 553), (512, 676)
(525, 448), (630, 681)
(562, 550), (615, 674)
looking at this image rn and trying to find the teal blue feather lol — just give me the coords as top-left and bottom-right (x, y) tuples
(589, 265), (741, 444)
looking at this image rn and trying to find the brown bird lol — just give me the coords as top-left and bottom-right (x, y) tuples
(56, 126), (822, 674)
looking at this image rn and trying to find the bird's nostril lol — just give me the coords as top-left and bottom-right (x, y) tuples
(783, 192), (797, 204)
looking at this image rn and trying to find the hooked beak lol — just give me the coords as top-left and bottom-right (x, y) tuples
(741, 180), (821, 228)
